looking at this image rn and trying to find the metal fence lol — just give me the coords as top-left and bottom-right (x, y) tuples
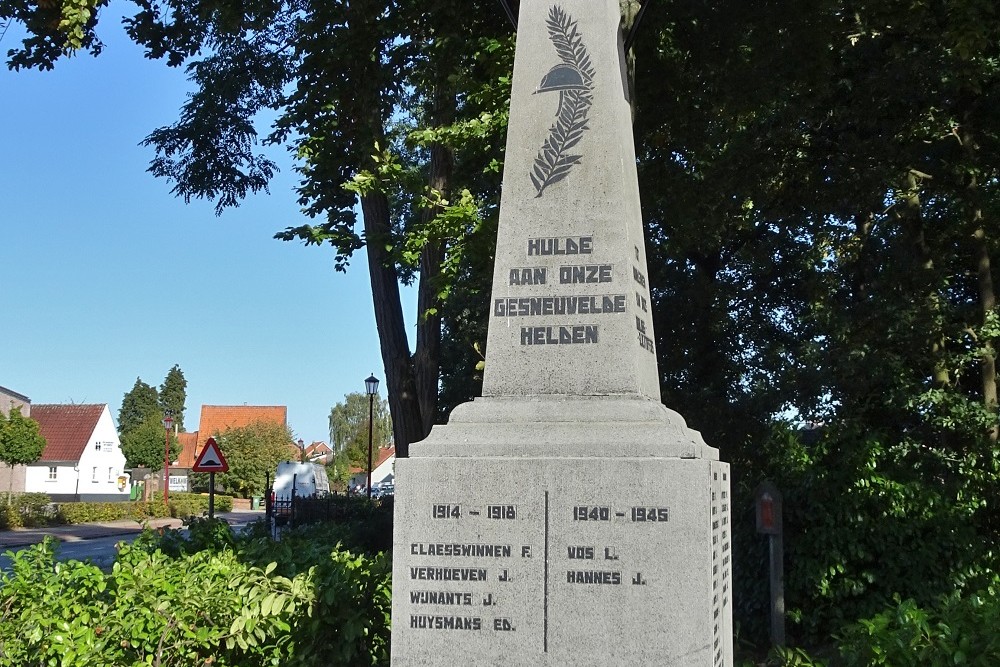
(264, 489), (388, 530)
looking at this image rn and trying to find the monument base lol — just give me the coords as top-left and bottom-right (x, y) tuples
(390, 396), (733, 666)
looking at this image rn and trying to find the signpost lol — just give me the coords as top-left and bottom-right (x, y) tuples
(755, 481), (785, 647)
(192, 436), (229, 519)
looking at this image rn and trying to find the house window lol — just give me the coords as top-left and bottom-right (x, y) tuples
(47, 467), (57, 480)
(92, 467), (98, 482)
(108, 467), (115, 482)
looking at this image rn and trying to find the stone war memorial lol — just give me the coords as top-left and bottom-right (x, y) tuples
(391, 1), (733, 664)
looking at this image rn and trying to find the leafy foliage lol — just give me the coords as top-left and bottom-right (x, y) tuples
(327, 392), (391, 483)
(120, 414), (181, 471)
(0, 492), (56, 529)
(4, 0), (516, 455)
(158, 364), (188, 431)
(117, 377), (161, 437)
(0, 518), (391, 666)
(837, 588), (1000, 666)
(0, 406), (46, 500)
(0, 492), (233, 527)
(200, 420), (295, 498)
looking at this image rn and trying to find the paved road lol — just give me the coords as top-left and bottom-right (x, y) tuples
(0, 511), (264, 573)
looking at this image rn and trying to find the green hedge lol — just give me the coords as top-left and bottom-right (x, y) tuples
(0, 492), (234, 529)
(0, 521), (391, 666)
(0, 493), (56, 529)
(57, 492), (233, 524)
(737, 586), (1000, 667)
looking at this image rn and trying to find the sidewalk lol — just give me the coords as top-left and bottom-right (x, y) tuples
(0, 509), (264, 550)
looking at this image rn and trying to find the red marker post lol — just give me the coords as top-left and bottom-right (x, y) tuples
(756, 481), (784, 647)
(192, 437), (229, 519)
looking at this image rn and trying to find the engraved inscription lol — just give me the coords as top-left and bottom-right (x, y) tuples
(558, 264), (612, 284)
(411, 543), (512, 558)
(410, 567), (488, 581)
(487, 504), (517, 520)
(409, 591), (475, 606)
(521, 325), (598, 345)
(573, 505), (610, 521)
(509, 267), (547, 285)
(496, 295), (626, 317)
(527, 236), (593, 256)
(632, 266), (647, 287)
(566, 570), (622, 585)
(432, 504), (461, 519)
(410, 615), (482, 630)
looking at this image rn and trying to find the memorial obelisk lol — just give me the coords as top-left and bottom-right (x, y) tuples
(391, 1), (733, 664)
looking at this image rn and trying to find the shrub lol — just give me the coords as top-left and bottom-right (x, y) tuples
(48, 493), (234, 526)
(0, 533), (392, 666)
(0, 492), (55, 528)
(149, 491), (234, 516)
(837, 587), (1000, 666)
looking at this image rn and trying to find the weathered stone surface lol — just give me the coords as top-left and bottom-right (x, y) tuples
(482, 0), (658, 400)
(390, 0), (733, 664)
(391, 457), (732, 666)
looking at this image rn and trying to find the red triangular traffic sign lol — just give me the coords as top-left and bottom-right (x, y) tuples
(192, 436), (229, 472)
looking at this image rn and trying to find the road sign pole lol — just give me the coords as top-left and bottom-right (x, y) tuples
(209, 472), (216, 519)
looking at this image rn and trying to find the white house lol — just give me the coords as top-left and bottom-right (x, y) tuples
(349, 446), (395, 492)
(27, 404), (130, 502)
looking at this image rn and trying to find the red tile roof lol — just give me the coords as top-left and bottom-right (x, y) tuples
(196, 405), (287, 451)
(349, 446), (396, 473)
(304, 441), (332, 457)
(176, 405), (288, 469)
(176, 432), (199, 468)
(30, 404), (105, 463)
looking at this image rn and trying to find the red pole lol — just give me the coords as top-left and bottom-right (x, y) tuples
(163, 423), (171, 504)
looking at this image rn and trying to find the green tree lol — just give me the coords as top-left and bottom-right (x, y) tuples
(2, 0), (515, 457)
(206, 420), (294, 498)
(328, 392), (392, 477)
(120, 415), (180, 471)
(631, 0), (1000, 648)
(158, 364), (187, 431)
(117, 378), (160, 437)
(0, 407), (46, 502)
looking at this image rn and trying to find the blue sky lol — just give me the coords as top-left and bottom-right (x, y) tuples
(0, 8), (413, 444)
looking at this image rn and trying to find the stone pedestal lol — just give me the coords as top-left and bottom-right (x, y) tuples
(390, 1), (733, 663)
(391, 398), (733, 666)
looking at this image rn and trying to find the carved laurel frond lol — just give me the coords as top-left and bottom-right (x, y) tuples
(531, 6), (595, 198)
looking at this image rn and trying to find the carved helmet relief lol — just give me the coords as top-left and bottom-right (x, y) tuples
(530, 6), (596, 198)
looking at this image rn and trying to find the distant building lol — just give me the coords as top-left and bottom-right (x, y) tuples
(28, 404), (130, 502)
(304, 441), (334, 465)
(173, 405), (289, 490)
(349, 445), (396, 492)
(0, 385), (32, 495)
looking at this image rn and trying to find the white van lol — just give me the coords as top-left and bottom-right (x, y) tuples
(272, 461), (330, 499)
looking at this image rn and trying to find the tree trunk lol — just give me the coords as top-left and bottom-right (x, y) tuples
(361, 190), (424, 459)
(961, 122), (999, 439)
(973, 226), (997, 439)
(899, 170), (950, 388)
(414, 87), (455, 435)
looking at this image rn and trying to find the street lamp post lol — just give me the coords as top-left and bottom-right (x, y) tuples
(365, 374), (380, 499)
(162, 414), (174, 504)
